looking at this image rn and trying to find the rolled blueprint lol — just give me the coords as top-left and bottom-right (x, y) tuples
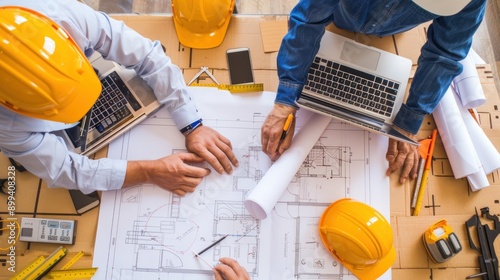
(453, 90), (500, 190)
(433, 87), (483, 180)
(244, 113), (332, 219)
(453, 53), (485, 108)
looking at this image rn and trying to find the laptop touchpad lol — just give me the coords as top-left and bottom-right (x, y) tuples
(127, 76), (157, 106)
(340, 41), (380, 71)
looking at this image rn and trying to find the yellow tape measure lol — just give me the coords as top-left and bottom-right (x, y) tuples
(190, 83), (264, 93)
(46, 267), (98, 279)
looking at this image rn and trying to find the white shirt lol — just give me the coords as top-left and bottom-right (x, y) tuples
(0, 0), (201, 193)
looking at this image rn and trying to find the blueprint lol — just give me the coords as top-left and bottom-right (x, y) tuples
(93, 87), (391, 280)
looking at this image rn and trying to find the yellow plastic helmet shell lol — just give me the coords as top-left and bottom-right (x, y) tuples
(172, 0), (235, 49)
(0, 6), (101, 123)
(319, 198), (396, 280)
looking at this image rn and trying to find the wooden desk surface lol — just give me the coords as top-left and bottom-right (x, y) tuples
(1, 15), (499, 279)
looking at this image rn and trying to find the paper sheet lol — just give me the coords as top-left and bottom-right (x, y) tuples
(244, 113), (332, 219)
(92, 87), (392, 280)
(453, 52), (486, 108)
(433, 87), (482, 179)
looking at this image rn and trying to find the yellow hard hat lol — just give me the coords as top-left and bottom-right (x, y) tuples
(0, 6), (101, 123)
(319, 198), (396, 280)
(172, 0), (235, 49)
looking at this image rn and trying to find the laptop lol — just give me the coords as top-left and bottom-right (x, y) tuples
(296, 31), (418, 145)
(56, 52), (162, 156)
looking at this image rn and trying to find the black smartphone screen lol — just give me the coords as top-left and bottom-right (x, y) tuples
(227, 48), (254, 85)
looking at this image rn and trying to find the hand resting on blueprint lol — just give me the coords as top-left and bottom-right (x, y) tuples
(262, 104), (419, 184)
(123, 153), (210, 196)
(185, 126), (240, 174)
(214, 258), (250, 280)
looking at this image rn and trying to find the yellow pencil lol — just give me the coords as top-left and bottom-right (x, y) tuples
(412, 129), (438, 216)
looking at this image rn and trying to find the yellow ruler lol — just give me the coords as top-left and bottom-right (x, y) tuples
(60, 250), (85, 270)
(23, 246), (67, 280)
(190, 83), (264, 93)
(46, 267), (98, 279)
(11, 255), (45, 280)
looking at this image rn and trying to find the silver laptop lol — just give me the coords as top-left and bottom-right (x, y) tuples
(56, 52), (162, 156)
(296, 31), (418, 145)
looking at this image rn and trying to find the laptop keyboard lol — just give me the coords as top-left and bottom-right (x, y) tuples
(90, 71), (140, 133)
(304, 56), (400, 118)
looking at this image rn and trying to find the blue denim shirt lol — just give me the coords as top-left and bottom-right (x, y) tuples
(276, 0), (486, 134)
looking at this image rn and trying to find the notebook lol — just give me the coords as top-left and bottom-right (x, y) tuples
(296, 31), (418, 145)
(56, 52), (162, 156)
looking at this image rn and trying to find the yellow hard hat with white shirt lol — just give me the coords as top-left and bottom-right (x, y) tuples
(0, 6), (101, 123)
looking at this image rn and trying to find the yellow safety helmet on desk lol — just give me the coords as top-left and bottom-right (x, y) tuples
(0, 6), (101, 123)
(172, 0), (235, 49)
(319, 198), (396, 280)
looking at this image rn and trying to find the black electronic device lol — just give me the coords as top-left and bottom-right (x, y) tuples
(226, 47), (254, 85)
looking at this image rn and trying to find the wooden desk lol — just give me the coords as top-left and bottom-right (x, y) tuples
(1, 15), (499, 279)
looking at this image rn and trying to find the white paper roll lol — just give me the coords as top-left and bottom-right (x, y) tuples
(244, 113), (332, 219)
(433, 87), (482, 179)
(453, 53), (486, 108)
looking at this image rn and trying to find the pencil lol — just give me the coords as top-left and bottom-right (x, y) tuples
(196, 234), (229, 256)
(413, 129), (438, 216)
(411, 157), (425, 208)
(276, 113), (294, 151)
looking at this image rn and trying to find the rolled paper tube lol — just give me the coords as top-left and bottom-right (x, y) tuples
(244, 113), (332, 219)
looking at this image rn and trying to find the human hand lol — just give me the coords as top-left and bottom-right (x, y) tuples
(185, 126), (239, 174)
(214, 258), (250, 280)
(125, 152), (210, 196)
(261, 104), (297, 161)
(385, 135), (419, 184)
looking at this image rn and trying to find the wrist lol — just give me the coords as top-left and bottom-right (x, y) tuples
(180, 119), (203, 136)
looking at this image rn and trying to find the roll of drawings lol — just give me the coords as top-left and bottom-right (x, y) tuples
(433, 87), (483, 180)
(453, 88), (500, 190)
(244, 113), (331, 219)
(453, 53), (485, 108)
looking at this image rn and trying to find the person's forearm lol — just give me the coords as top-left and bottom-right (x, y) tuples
(123, 160), (155, 188)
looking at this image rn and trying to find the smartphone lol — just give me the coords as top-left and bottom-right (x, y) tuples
(226, 47), (254, 85)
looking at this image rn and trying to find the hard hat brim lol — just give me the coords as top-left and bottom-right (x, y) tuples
(173, 17), (232, 49)
(342, 246), (396, 280)
(318, 198), (396, 280)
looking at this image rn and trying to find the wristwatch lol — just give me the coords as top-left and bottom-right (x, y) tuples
(180, 119), (203, 136)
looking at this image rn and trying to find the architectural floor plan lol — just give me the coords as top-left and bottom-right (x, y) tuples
(93, 88), (391, 279)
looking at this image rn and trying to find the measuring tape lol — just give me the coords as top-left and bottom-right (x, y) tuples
(12, 248), (97, 280)
(189, 83), (264, 93)
(422, 219), (462, 263)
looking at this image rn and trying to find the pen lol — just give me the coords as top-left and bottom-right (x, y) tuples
(413, 129), (438, 216)
(79, 115), (87, 137)
(276, 113), (294, 151)
(196, 234), (229, 256)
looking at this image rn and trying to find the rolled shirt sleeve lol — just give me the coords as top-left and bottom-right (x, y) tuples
(0, 0), (201, 191)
